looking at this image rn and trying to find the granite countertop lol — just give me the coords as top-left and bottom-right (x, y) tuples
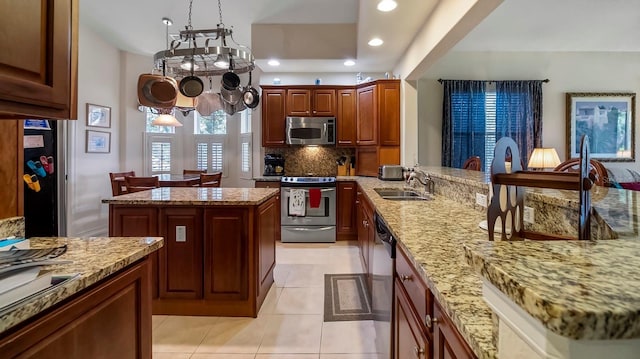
(354, 177), (497, 359)
(464, 239), (640, 340)
(0, 236), (163, 333)
(253, 176), (282, 181)
(102, 187), (279, 205)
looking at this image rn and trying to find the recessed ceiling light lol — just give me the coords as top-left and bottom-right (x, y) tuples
(377, 0), (397, 12)
(368, 38), (384, 47)
(268, 59), (280, 66)
(162, 17), (173, 26)
(344, 60), (355, 66)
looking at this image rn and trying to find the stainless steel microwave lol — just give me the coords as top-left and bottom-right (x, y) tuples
(286, 117), (336, 145)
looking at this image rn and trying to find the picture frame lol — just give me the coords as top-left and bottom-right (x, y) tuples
(86, 130), (111, 153)
(86, 103), (111, 128)
(566, 92), (636, 162)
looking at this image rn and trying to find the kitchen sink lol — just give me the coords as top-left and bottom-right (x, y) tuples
(374, 188), (432, 201)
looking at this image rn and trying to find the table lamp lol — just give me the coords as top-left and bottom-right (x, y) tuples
(527, 147), (561, 171)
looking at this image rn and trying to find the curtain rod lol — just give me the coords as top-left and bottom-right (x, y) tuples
(437, 79), (550, 84)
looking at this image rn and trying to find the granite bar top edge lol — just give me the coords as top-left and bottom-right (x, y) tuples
(102, 187), (279, 206)
(463, 240), (640, 340)
(0, 236), (163, 334)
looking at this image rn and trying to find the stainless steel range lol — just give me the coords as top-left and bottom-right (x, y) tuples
(280, 176), (337, 243)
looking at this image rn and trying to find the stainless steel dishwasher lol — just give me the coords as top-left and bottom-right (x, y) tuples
(371, 212), (396, 359)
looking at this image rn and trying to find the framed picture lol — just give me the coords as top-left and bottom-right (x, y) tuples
(86, 103), (111, 128)
(566, 92), (636, 162)
(86, 130), (111, 153)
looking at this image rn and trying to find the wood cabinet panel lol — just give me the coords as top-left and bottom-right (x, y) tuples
(0, 121), (23, 218)
(356, 85), (377, 145)
(397, 245), (431, 333)
(433, 301), (476, 359)
(356, 147), (379, 177)
(257, 196), (277, 301)
(378, 81), (400, 146)
(261, 88), (287, 147)
(286, 89), (311, 116)
(158, 208), (203, 299)
(203, 208), (249, 301)
(337, 89), (357, 147)
(313, 89), (336, 116)
(0, 0), (78, 120)
(337, 181), (357, 240)
(255, 181), (281, 189)
(0, 259), (152, 359)
(395, 278), (431, 359)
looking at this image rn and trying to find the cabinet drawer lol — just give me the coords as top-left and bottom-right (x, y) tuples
(396, 245), (430, 331)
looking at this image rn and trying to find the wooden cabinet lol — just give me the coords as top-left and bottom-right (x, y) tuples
(108, 195), (278, 317)
(0, 0), (78, 120)
(203, 207), (249, 302)
(337, 181), (357, 240)
(356, 187), (374, 273)
(356, 85), (377, 145)
(433, 301), (476, 359)
(257, 195), (278, 301)
(378, 81), (401, 146)
(286, 88), (336, 117)
(0, 258), (152, 359)
(109, 207), (160, 299)
(158, 208), (203, 299)
(337, 89), (357, 146)
(0, 122), (23, 218)
(355, 80), (401, 176)
(255, 181), (281, 189)
(261, 88), (287, 147)
(393, 244), (476, 359)
(395, 278), (431, 359)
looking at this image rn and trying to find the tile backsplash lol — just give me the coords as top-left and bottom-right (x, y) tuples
(265, 147), (355, 176)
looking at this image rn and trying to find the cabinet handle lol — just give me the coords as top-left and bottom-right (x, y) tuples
(425, 314), (434, 328)
(414, 346), (425, 357)
(401, 274), (413, 281)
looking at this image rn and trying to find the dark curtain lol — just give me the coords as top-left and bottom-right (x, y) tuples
(495, 81), (543, 167)
(441, 80), (486, 168)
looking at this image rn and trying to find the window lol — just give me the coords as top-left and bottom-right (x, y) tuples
(239, 109), (252, 179)
(442, 80), (542, 172)
(195, 135), (226, 173)
(194, 110), (226, 135)
(145, 134), (174, 174)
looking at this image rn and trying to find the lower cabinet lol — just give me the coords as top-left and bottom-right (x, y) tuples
(254, 181), (281, 189)
(394, 244), (477, 359)
(356, 188), (374, 273)
(433, 301), (476, 359)
(395, 278), (431, 359)
(108, 195), (278, 317)
(0, 258), (152, 358)
(337, 181), (357, 240)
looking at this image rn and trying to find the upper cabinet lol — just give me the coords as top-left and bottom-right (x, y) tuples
(356, 85), (377, 146)
(286, 88), (336, 117)
(378, 81), (400, 146)
(337, 89), (356, 147)
(261, 88), (287, 147)
(0, 0), (78, 120)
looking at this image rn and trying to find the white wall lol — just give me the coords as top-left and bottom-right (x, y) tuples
(419, 51), (640, 171)
(66, 24), (121, 236)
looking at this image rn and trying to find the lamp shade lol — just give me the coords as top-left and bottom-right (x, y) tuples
(151, 109), (183, 127)
(528, 148), (560, 169)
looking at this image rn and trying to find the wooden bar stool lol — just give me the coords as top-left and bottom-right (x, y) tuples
(109, 171), (135, 196)
(124, 176), (160, 193)
(200, 172), (222, 187)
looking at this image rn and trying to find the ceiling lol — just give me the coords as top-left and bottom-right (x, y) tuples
(80, 0), (640, 77)
(80, 0), (437, 73)
(452, 0), (640, 52)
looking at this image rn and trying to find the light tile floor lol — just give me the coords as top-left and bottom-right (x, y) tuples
(152, 241), (383, 359)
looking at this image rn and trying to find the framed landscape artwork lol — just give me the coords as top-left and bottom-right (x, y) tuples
(86, 130), (111, 153)
(566, 92), (635, 161)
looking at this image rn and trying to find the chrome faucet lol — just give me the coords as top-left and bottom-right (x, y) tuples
(407, 170), (435, 194)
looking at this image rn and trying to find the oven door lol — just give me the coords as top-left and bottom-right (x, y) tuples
(281, 187), (336, 226)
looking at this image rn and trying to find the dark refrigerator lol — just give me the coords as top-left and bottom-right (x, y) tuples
(23, 120), (59, 237)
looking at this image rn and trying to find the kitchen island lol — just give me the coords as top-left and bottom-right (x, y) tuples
(0, 233), (163, 358)
(102, 187), (280, 317)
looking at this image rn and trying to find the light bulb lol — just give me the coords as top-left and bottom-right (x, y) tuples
(344, 60), (355, 66)
(377, 0), (397, 12)
(268, 59), (280, 66)
(368, 38), (384, 47)
(180, 56), (199, 71)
